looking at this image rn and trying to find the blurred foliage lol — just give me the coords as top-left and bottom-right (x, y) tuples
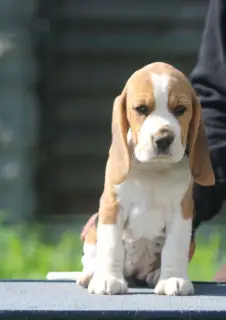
(0, 222), (83, 279)
(0, 218), (223, 281)
(188, 232), (221, 281)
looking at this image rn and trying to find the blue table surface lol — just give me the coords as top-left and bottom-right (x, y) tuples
(0, 280), (226, 319)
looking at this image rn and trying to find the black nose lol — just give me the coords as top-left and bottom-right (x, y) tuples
(153, 134), (174, 151)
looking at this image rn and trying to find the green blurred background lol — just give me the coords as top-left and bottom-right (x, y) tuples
(0, 214), (225, 281)
(0, 0), (225, 281)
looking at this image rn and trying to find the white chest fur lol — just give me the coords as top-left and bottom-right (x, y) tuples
(115, 158), (191, 242)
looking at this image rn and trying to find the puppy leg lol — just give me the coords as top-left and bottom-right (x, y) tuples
(154, 213), (194, 296)
(147, 238), (195, 289)
(88, 213), (127, 295)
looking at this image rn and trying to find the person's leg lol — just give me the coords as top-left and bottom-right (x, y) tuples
(193, 182), (226, 231)
(192, 182), (226, 281)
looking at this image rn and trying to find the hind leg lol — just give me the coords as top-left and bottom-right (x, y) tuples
(77, 222), (97, 288)
(146, 268), (161, 287)
(77, 241), (96, 287)
(145, 252), (161, 287)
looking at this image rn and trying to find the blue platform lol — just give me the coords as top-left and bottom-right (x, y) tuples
(0, 280), (226, 319)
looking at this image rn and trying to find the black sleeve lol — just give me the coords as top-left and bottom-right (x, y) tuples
(190, 0), (226, 230)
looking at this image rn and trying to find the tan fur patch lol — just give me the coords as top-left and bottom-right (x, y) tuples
(181, 182), (194, 220)
(97, 159), (121, 224)
(127, 72), (155, 144)
(167, 76), (192, 147)
(84, 226), (97, 244)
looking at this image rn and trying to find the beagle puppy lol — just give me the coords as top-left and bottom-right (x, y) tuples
(78, 62), (215, 296)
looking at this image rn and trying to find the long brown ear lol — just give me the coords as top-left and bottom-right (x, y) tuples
(188, 89), (215, 186)
(109, 86), (130, 185)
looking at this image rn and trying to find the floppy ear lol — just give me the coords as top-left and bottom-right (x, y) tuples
(109, 86), (130, 185)
(188, 89), (215, 186)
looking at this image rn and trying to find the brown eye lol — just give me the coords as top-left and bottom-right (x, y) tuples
(134, 105), (149, 116)
(173, 105), (187, 117)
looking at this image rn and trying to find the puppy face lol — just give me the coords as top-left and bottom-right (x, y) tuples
(126, 67), (192, 165)
(109, 62), (215, 186)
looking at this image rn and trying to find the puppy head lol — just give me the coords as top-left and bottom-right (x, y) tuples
(109, 62), (215, 186)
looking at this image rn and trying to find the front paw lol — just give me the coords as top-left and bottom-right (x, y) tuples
(88, 272), (128, 295)
(154, 277), (194, 296)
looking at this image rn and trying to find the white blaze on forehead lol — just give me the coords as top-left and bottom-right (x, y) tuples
(151, 73), (170, 114)
(149, 73), (181, 138)
(134, 71), (185, 164)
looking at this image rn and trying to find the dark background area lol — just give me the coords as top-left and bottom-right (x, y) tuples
(36, 0), (208, 219)
(1, 0), (223, 281)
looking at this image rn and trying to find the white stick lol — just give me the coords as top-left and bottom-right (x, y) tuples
(46, 271), (82, 281)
